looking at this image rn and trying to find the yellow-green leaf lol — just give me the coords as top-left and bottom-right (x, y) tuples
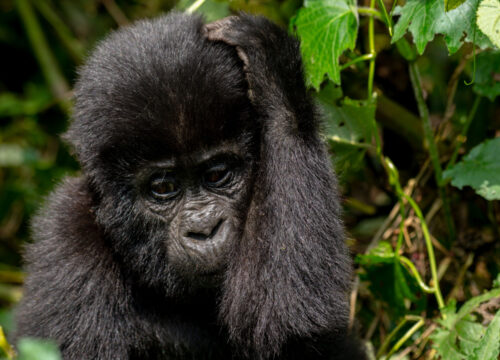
(477, 0), (500, 48)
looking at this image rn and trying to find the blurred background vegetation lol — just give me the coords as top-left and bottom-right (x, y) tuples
(0, 0), (499, 358)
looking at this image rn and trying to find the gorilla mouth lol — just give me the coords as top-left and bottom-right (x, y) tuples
(186, 219), (224, 241)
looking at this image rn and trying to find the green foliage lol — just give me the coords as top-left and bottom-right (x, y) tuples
(473, 51), (500, 100)
(356, 242), (425, 318)
(444, 137), (500, 200)
(292, 0), (358, 88)
(0, 85), (51, 117)
(392, 0), (493, 54)
(315, 83), (375, 174)
(431, 288), (500, 360)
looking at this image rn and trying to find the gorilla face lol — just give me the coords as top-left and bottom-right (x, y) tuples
(134, 140), (254, 282)
(65, 15), (257, 292)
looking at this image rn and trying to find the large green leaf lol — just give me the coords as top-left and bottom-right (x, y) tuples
(292, 0), (358, 88)
(443, 137), (500, 200)
(477, 0), (500, 48)
(392, 0), (493, 54)
(473, 51), (500, 101)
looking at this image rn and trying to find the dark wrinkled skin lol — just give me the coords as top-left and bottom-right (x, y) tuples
(14, 13), (367, 360)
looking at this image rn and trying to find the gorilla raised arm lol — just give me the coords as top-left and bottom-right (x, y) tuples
(15, 13), (366, 360)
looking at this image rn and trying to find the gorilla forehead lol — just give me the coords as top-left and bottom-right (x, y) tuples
(68, 13), (250, 165)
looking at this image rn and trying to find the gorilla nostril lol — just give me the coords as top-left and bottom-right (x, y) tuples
(186, 219), (224, 241)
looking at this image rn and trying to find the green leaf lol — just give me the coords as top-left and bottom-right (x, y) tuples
(0, 85), (52, 117)
(17, 338), (61, 360)
(443, 138), (500, 200)
(392, 0), (493, 54)
(432, 290), (500, 358)
(431, 327), (467, 360)
(315, 83), (375, 174)
(392, 0), (443, 54)
(446, 0), (467, 11)
(293, 0), (358, 88)
(472, 309), (500, 360)
(357, 242), (424, 318)
(356, 241), (395, 266)
(477, 0), (500, 48)
(473, 51), (500, 101)
(456, 320), (486, 356)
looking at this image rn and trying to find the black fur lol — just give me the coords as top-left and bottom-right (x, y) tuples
(15, 13), (366, 360)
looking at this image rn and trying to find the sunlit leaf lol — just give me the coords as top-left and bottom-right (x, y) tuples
(477, 0), (500, 48)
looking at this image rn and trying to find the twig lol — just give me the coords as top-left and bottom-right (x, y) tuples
(16, 0), (71, 112)
(446, 253), (474, 302)
(102, 0), (129, 26)
(34, 0), (85, 62)
(409, 61), (455, 242)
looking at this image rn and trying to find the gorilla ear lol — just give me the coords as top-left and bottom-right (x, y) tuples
(206, 17), (354, 358)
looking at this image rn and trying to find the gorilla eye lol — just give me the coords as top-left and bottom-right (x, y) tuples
(150, 175), (179, 199)
(203, 165), (231, 187)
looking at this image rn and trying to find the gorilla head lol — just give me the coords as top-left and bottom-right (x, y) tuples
(15, 13), (363, 360)
(66, 15), (256, 291)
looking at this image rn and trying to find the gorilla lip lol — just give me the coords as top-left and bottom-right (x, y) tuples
(186, 219), (224, 241)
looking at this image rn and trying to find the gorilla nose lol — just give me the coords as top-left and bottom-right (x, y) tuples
(185, 219), (224, 241)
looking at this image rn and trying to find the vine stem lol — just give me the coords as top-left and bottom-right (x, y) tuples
(34, 0), (85, 62)
(386, 317), (425, 359)
(401, 193), (445, 310)
(409, 62), (455, 242)
(340, 53), (374, 71)
(357, 7), (382, 18)
(0, 327), (14, 360)
(187, 0), (207, 13)
(384, 159), (445, 311)
(367, 0), (376, 100)
(376, 315), (424, 359)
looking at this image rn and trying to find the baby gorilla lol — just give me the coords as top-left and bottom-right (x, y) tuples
(15, 13), (366, 360)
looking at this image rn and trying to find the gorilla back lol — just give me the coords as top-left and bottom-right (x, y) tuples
(15, 13), (366, 360)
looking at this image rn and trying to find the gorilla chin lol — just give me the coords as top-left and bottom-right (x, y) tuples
(14, 12), (367, 360)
